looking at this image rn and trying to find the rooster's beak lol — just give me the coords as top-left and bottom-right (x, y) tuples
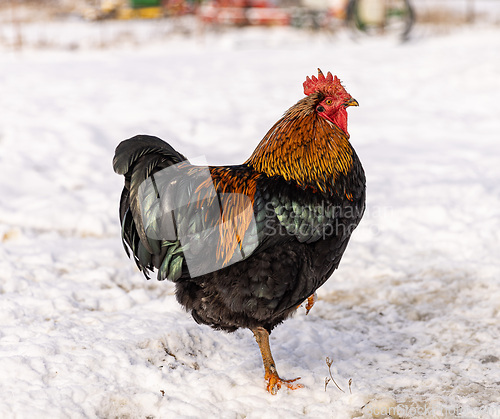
(344, 97), (359, 107)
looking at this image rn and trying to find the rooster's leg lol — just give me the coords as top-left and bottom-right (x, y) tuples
(252, 327), (303, 395)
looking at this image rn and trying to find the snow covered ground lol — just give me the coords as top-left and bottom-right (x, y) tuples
(1, 23), (499, 418)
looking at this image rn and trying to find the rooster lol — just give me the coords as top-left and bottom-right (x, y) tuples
(113, 69), (365, 394)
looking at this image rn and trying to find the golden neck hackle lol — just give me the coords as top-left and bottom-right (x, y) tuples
(246, 96), (353, 194)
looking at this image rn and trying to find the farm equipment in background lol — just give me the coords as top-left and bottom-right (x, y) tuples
(345, 0), (415, 40)
(83, 0), (414, 40)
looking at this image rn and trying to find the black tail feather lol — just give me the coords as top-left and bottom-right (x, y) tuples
(113, 135), (187, 275)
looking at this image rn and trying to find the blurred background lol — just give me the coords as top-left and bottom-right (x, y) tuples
(1, 0), (500, 49)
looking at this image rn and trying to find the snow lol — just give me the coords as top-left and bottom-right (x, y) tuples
(1, 23), (500, 418)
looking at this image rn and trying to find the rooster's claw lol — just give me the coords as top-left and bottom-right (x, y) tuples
(265, 371), (303, 395)
(305, 292), (317, 315)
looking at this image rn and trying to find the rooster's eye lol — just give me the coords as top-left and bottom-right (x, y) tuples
(325, 99), (333, 105)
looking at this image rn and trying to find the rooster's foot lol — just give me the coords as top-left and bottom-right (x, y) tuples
(265, 368), (303, 395)
(252, 327), (304, 395)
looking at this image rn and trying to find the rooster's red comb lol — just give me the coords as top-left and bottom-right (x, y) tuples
(303, 69), (347, 97)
